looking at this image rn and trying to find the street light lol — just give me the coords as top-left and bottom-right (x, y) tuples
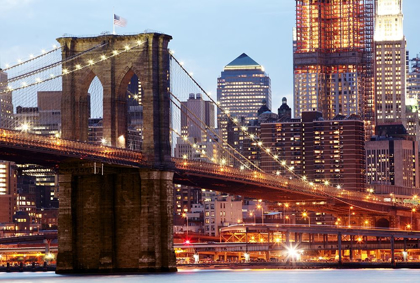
(348, 206), (354, 228)
(257, 204), (264, 225)
(302, 211), (310, 227)
(284, 203), (289, 224)
(411, 208), (416, 230)
(182, 213), (189, 239)
(250, 211), (256, 225)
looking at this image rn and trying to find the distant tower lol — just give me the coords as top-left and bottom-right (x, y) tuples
(278, 97), (291, 120)
(217, 53), (271, 141)
(375, 0), (407, 125)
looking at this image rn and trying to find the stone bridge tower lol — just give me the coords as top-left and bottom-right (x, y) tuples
(55, 33), (176, 273)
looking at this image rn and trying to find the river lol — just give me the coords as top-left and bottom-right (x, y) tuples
(1, 269), (420, 283)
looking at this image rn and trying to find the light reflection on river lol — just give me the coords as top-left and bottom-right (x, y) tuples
(1, 269), (420, 283)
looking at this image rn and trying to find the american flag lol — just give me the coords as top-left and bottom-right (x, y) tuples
(114, 14), (127, 27)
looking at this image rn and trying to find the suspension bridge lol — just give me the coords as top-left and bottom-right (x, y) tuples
(0, 32), (416, 273)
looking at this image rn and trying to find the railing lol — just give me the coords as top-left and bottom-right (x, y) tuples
(0, 130), (414, 211)
(173, 158), (409, 210)
(0, 129), (143, 167)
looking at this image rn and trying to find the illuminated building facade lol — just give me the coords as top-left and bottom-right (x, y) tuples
(217, 53), (271, 141)
(0, 70), (14, 129)
(0, 161), (17, 223)
(181, 93), (215, 142)
(260, 112), (365, 191)
(406, 55), (420, 142)
(366, 124), (419, 188)
(293, 0), (374, 128)
(374, 0), (407, 125)
(204, 196), (242, 237)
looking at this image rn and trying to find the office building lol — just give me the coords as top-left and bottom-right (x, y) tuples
(203, 196), (242, 237)
(366, 124), (419, 188)
(293, 0), (374, 127)
(0, 161), (17, 223)
(260, 112), (365, 191)
(374, 0), (407, 125)
(217, 53), (271, 141)
(0, 70), (13, 129)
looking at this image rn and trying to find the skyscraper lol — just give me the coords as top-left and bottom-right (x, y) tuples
(293, 0), (374, 126)
(374, 0), (407, 125)
(217, 53), (271, 141)
(0, 70), (14, 129)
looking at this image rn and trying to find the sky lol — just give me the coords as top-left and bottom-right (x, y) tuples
(1, 0), (420, 110)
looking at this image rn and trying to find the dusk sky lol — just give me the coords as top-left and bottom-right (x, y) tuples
(1, 0), (420, 110)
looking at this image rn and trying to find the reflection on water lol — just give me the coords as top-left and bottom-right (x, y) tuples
(1, 269), (420, 283)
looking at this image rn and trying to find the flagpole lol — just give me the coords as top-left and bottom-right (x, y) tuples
(112, 9), (115, 35)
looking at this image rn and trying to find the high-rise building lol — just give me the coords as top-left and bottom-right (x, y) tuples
(293, 0), (374, 127)
(0, 161), (17, 223)
(408, 55), (420, 106)
(217, 53), (271, 141)
(374, 0), (407, 125)
(0, 70), (14, 129)
(260, 112), (366, 191)
(181, 93), (215, 142)
(366, 124), (419, 188)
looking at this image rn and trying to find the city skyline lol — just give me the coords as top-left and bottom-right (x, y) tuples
(1, 0), (419, 112)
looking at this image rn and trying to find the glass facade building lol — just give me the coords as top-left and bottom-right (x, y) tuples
(217, 53), (271, 141)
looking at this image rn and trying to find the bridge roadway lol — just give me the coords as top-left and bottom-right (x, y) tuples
(0, 129), (413, 214)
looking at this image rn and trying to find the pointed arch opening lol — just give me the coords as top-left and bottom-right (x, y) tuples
(87, 75), (104, 145)
(116, 68), (144, 150)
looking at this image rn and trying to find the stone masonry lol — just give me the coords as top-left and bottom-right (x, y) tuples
(55, 33), (176, 273)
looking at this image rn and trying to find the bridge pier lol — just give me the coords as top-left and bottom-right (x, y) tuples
(56, 163), (176, 274)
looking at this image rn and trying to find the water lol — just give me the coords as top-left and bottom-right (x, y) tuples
(1, 269), (420, 283)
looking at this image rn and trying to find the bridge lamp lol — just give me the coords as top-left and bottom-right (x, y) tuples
(29, 54), (34, 59)
(289, 166), (294, 172)
(233, 118), (238, 123)
(221, 159), (226, 165)
(62, 69), (69, 75)
(53, 44), (57, 49)
(281, 160), (286, 166)
(276, 171), (280, 176)
(182, 154), (187, 160)
(302, 176), (307, 181)
(337, 185), (341, 189)
(113, 50), (119, 55)
(35, 78), (42, 83)
(41, 49), (46, 54)
(124, 45), (130, 50)
(180, 61), (184, 66)
(324, 181), (329, 186)
(250, 134), (255, 139)
(101, 138), (107, 145)
(137, 40), (143, 45)
(75, 64), (81, 70)
(88, 59), (94, 65)
(242, 126), (248, 132)
(240, 165), (245, 171)
(17, 59), (22, 63)
(100, 55), (107, 60)
(357, 237), (362, 243)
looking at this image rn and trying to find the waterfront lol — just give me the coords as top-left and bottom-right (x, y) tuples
(1, 269), (420, 283)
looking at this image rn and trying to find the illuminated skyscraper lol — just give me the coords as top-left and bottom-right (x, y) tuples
(0, 70), (14, 129)
(374, 0), (407, 125)
(217, 53), (271, 141)
(293, 0), (374, 127)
